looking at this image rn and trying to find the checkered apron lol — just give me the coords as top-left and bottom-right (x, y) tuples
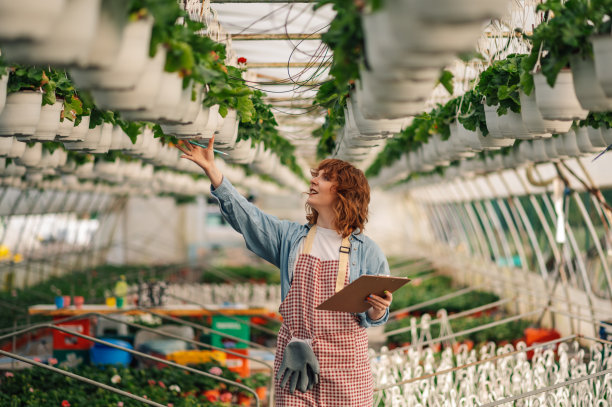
(274, 227), (373, 406)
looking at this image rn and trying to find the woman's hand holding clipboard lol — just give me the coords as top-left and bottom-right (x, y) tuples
(316, 275), (410, 313)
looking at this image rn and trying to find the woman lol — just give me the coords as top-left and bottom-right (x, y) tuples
(177, 137), (392, 406)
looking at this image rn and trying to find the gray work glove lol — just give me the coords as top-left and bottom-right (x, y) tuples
(276, 338), (320, 394)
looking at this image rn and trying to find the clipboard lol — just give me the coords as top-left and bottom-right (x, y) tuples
(316, 275), (410, 313)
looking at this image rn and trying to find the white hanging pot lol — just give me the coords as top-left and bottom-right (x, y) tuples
(173, 82), (204, 124)
(16, 142), (43, 167)
(76, 0), (129, 69)
(91, 46), (166, 112)
(569, 56), (612, 112)
(75, 161), (95, 180)
(0, 0), (66, 41)
(0, 75), (8, 116)
(455, 122), (484, 152)
(534, 71), (588, 121)
(130, 127), (155, 157)
(70, 17), (154, 90)
(544, 137), (560, 160)
(477, 131), (515, 150)
(0, 137), (13, 156)
(0, 91), (43, 137)
(90, 122), (113, 153)
(4, 0), (102, 66)
(62, 115), (90, 142)
(360, 67), (434, 103)
(497, 109), (532, 140)
(575, 126), (599, 154)
(347, 95), (403, 136)
(134, 72), (184, 122)
(483, 104), (505, 139)
(4, 137), (26, 159)
(27, 100), (63, 142)
(521, 139), (548, 163)
(561, 130), (581, 157)
(585, 126), (608, 148)
(355, 79), (423, 120)
(109, 125), (127, 150)
(519, 90), (569, 135)
(600, 126), (612, 144)
(215, 108), (239, 147)
(591, 35), (612, 98)
(224, 139), (257, 164)
(250, 144), (276, 174)
(414, 0), (508, 23)
(57, 118), (75, 139)
(64, 124), (103, 151)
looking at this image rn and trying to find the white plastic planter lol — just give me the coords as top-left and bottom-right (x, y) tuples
(76, 0), (129, 69)
(0, 137), (13, 156)
(534, 71), (588, 121)
(16, 142), (42, 167)
(123, 71), (183, 122)
(497, 109), (531, 139)
(163, 104), (218, 138)
(70, 17), (154, 90)
(250, 144), (276, 174)
(591, 35), (612, 97)
(91, 47), (166, 112)
(4, 0), (101, 66)
(355, 79), (423, 119)
(575, 127), (599, 154)
(586, 126), (608, 148)
(75, 161), (95, 180)
(0, 75), (8, 116)
(0, 0), (66, 41)
(519, 90), (570, 135)
(347, 96), (403, 136)
(28, 101), (63, 142)
(601, 127), (612, 144)
(173, 82), (204, 124)
(483, 105), (504, 139)
(57, 119), (75, 139)
(224, 139), (257, 164)
(90, 123), (113, 153)
(62, 116), (90, 142)
(0, 91), (43, 137)
(561, 130), (581, 157)
(215, 109), (239, 148)
(414, 0), (508, 23)
(570, 56), (612, 112)
(454, 122), (483, 152)
(7, 138), (26, 159)
(64, 123), (106, 151)
(360, 67), (434, 103)
(109, 126), (128, 150)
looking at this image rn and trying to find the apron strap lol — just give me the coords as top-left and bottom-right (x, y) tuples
(302, 225), (351, 293)
(336, 235), (351, 293)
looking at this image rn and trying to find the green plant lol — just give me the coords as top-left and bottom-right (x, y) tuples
(476, 54), (525, 115)
(520, 0), (612, 94)
(578, 112), (612, 129)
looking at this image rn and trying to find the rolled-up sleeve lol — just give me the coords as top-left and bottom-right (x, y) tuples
(211, 177), (289, 268)
(356, 240), (391, 328)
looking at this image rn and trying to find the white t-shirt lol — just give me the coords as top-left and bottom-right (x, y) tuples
(291, 226), (346, 280)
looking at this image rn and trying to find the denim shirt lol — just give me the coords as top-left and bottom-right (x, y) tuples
(211, 177), (390, 328)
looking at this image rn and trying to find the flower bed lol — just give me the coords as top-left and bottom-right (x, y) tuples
(0, 362), (269, 407)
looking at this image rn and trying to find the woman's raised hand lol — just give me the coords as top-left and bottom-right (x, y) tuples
(175, 136), (223, 188)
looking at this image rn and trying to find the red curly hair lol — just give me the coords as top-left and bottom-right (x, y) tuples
(305, 159), (370, 238)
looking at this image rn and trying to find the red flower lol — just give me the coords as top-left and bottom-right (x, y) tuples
(61, 401), (71, 407)
(237, 57), (247, 64)
(148, 379), (156, 386)
(158, 381), (166, 389)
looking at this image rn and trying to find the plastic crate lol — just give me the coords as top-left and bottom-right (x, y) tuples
(166, 350), (226, 365)
(224, 348), (249, 377)
(52, 318), (93, 351)
(211, 315), (250, 349)
(90, 338), (133, 366)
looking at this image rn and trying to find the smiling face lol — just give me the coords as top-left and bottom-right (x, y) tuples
(306, 168), (337, 212)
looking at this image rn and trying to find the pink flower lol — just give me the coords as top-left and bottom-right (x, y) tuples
(4, 372), (13, 377)
(117, 402), (124, 407)
(167, 404), (174, 407)
(220, 392), (232, 402)
(148, 379), (156, 386)
(29, 387), (34, 393)
(237, 57), (247, 64)
(158, 381), (166, 388)
(48, 358), (58, 365)
(61, 401), (71, 407)
(143, 395), (148, 399)
(209, 366), (223, 376)
(33, 357), (42, 362)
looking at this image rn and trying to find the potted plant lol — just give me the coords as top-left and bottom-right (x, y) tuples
(589, 0), (612, 96)
(520, 0), (590, 121)
(0, 65), (44, 137)
(0, 0), (66, 41)
(3, 0), (102, 66)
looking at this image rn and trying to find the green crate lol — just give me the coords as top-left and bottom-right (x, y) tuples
(211, 315), (250, 349)
(53, 349), (90, 368)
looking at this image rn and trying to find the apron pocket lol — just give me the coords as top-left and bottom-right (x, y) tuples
(314, 332), (356, 372)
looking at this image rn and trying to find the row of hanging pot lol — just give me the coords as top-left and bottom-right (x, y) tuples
(355, 0), (510, 122)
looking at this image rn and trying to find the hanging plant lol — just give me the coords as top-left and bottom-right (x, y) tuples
(520, 0), (612, 94)
(476, 54), (525, 115)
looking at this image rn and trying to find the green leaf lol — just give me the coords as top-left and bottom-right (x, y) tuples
(437, 70), (454, 95)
